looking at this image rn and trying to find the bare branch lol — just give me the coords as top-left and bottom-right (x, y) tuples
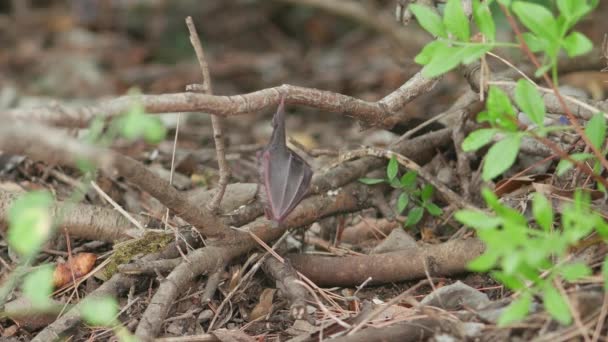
(6, 76), (438, 129)
(185, 16), (231, 212)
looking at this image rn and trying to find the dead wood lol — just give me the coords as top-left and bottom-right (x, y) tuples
(5, 73), (438, 129)
(185, 16), (231, 212)
(134, 183), (373, 339)
(287, 238), (485, 287)
(0, 190), (147, 242)
(0, 121), (228, 237)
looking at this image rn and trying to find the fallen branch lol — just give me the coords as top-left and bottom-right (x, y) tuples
(134, 182), (373, 339)
(287, 237), (485, 286)
(0, 190), (146, 242)
(6, 73), (438, 128)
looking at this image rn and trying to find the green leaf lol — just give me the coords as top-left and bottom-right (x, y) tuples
(487, 87), (515, 116)
(421, 184), (434, 202)
(81, 297), (119, 327)
(389, 177), (402, 188)
(387, 156), (399, 180)
(532, 193), (553, 232)
(455, 210), (502, 229)
(498, 292), (532, 326)
(482, 134), (521, 180)
(397, 193), (409, 213)
(515, 79), (545, 126)
(415, 41), (445, 65)
(23, 265), (54, 308)
(512, 2), (559, 42)
(585, 112), (606, 150)
(543, 284), (572, 325)
(400, 171), (418, 189)
(409, 4), (447, 38)
(420, 44), (461, 77)
(468, 251), (499, 272)
(562, 32), (593, 57)
(558, 262), (591, 281)
(501, 253), (521, 275)
(497, 0), (512, 6)
(75, 158), (96, 174)
(143, 117), (167, 144)
(493, 271), (526, 290)
(359, 178), (385, 185)
(424, 202), (443, 216)
(444, 0), (470, 41)
(7, 191), (54, 257)
(462, 128), (497, 152)
(421, 44), (490, 77)
(119, 103), (146, 140)
(405, 206), (424, 227)
(522, 33), (547, 53)
(461, 44), (492, 64)
(473, 0), (496, 41)
(484, 86), (518, 131)
(555, 153), (594, 176)
(557, 0), (576, 17)
(603, 256), (608, 291)
(557, 0), (592, 21)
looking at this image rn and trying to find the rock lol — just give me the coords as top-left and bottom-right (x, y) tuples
(371, 228), (417, 254)
(421, 281), (490, 310)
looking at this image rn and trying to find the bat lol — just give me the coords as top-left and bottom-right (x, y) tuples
(258, 97), (313, 225)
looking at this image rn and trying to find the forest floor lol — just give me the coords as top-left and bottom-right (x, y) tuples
(1, 1), (608, 341)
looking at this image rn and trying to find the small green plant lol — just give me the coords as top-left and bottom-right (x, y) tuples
(405, 0), (607, 326)
(360, 156), (442, 227)
(456, 190), (608, 325)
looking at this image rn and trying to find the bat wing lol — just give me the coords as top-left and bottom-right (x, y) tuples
(261, 146), (313, 223)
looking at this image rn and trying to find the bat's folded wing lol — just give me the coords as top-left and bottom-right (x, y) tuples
(262, 147), (312, 223)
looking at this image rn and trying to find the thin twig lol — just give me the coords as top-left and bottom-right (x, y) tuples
(340, 147), (480, 210)
(206, 231), (290, 332)
(186, 16), (230, 212)
(163, 113), (181, 229)
(90, 181), (145, 231)
(347, 279), (435, 335)
(591, 291), (608, 342)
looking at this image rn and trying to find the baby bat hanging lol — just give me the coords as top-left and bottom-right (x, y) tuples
(257, 97), (313, 225)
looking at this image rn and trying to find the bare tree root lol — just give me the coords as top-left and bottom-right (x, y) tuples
(262, 257), (309, 320)
(0, 190), (148, 242)
(0, 123), (115, 170)
(5, 73), (438, 129)
(134, 183), (373, 339)
(287, 238), (485, 287)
